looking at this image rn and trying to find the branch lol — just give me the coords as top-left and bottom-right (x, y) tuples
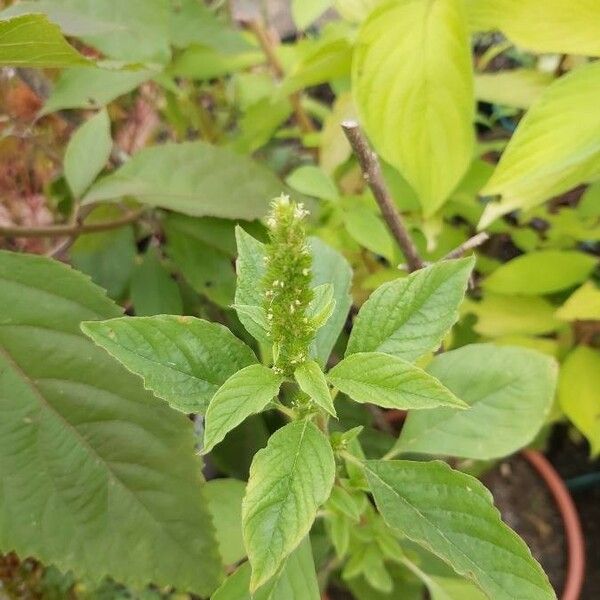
(244, 19), (315, 134)
(0, 208), (144, 239)
(341, 121), (424, 272)
(443, 232), (490, 260)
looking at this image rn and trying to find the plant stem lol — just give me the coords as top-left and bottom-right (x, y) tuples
(443, 232), (490, 260)
(341, 121), (424, 272)
(0, 208), (144, 239)
(244, 19), (315, 134)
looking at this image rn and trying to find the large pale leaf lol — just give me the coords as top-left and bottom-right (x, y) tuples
(480, 62), (600, 228)
(64, 108), (112, 198)
(475, 69), (553, 110)
(203, 364), (283, 453)
(483, 251), (597, 296)
(327, 352), (467, 410)
(0, 251), (222, 595)
(83, 142), (281, 219)
(394, 344), (557, 459)
(243, 420), (335, 590)
(82, 315), (256, 414)
(212, 537), (319, 600)
(559, 346), (600, 457)
(365, 460), (554, 600)
(0, 13), (88, 67)
(347, 258), (474, 361)
(466, 0), (600, 57)
(353, 0), (474, 216)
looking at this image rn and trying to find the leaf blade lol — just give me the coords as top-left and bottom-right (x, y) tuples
(295, 360), (337, 417)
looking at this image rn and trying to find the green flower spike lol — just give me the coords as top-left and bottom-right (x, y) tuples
(263, 194), (315, 377)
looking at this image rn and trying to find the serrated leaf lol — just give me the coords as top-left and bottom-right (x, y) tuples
(0, 13), (89, 67)
(466, 0), (600, 57)
(41, 66), (154, 114)
(483, 251), (597, 296)
(556, 281), (600, 321)
(295, 360), (337, 417)
(347, 258), (474, 361)
(365, 460), (554, 600)
(327, 352), (466, 410)
(559, 346), (600, 457)
(479, 62), (600, 228)
(0, 251), (222, 595)
(243, 420), (335, 590)
(83, 142), (283, 219)
(353, 0), (474, 216)
(212, 537), (319, 600)
(64, 108), (112, 198)
(394, 344), (557, 459)
(82, 315), (256, 414)
(205, 478), (247, 566)
(204, 365), (283, 453)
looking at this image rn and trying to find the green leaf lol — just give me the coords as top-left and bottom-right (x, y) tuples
(295, 360), (337, 417)
(42, 66), (154, 114)
(64, 109), (112, 198)
(307, 283), (336, 330)
(0, 250), (222, 595)
(479, 62), (600, 228)
(559, 346), (600, 457)
(353, 0), (474, 216)
(204, 365), (283, 453)
(327, 352), (466, 410)
(82, 315), (256, 414)
(292, 0), (332, 30)
(285, 165), (338, 201)
(310, 237), (353, 367)
(556, 281), (600, 321)
(483, 251), (597, 296)
(83, 142), (281, 219)
(365, 460), (554, 600)
(205, 479), (247, 565)
(394, 344), (557, 459)
(334, 0), (382, 22)
(475, 69), (553, 110)
(170, 46), (264, 80)
(0, 13), (88, 67)
(243, 420), (335, 590)
(464, 294), (561, 337)
(466, 0), (600, 57)
(212, 537), (319, 600)
(130, 247), (183, 316)
(235, 227), (269, 344)
(347, 258), (474, 361)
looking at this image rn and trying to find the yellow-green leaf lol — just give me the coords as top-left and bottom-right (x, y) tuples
(479, 62), (600, 228)
(353, 0), (474, 216)
(559, 346), (600, 457)
(475, 69), (553, 109)
(555, 281), (600, 321)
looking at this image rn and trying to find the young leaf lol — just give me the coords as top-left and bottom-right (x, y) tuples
(0, 251), (222, 595)
(83, 142), (284, 219)
(243, 420), (335, 590)
(347, 258), (474, 361)
(307, 283), (336, 330)
(479, 62), (600, 228)
(327, 352), (466, 410)
(559, 346), (600, 457)
(394, 344), (557, 459)
(295, 360), (337, 417)
(212, 537), (320, 600)
(0, 13), (89, 67)
(205, 478), (247, 565)
(234, 226), (269, 343)
(483, 251), (597, 296)
(82, 315), (256, 414)
(64, 108), (112, 198)
(365, 460), (555, 600)
(353, 0), (474, 216)
(203, 364), (283, 454)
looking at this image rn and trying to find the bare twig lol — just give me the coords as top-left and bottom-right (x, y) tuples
(443, 232), (490, 260)
(341, 121), (424, 272)
(1, 208), (144, 239)
(244, 19), (315, 134)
